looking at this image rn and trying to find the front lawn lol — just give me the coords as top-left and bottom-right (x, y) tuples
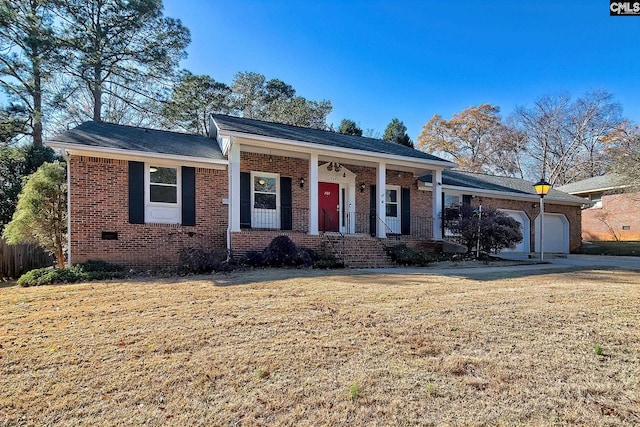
(575, 241), (640, 256)
(1, 269), (638, 426)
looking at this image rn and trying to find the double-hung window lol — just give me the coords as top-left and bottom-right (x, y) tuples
(251, 172), (279, 229)
(385, 186), (401, 234)
(146, 165), (181, 224)
(444, 194), (461, 220)
(150, 166), (178, 203)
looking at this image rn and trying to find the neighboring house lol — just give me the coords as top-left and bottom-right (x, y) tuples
(558, 175), (639, 241)
(47, 115), (584, 268)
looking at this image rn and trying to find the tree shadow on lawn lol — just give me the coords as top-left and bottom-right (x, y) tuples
(201, 265), (631, 287)
(205, 267), (368, 287)
(9, 265), (634, 290)
(0, 279), (17, 289)
(360, 265), (638, 283)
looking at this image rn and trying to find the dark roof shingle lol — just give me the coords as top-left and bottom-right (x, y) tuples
(420, 170), (587, 204)
(48, 121), (225, 161)
(211, 114), (449, 163)
(556, 174), (623, 194)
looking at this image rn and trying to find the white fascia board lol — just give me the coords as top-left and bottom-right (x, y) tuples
(217, 129), (457, 170)
(566, 184), (630, 195)
(419, 182), (586, 206)
(46, 142), (228, 170)
(212, 120), (231, 155)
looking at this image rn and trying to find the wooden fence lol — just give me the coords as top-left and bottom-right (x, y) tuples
(0, 239), (54, 279)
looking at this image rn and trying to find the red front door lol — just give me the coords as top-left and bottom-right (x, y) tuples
(318, 182), (339, 232)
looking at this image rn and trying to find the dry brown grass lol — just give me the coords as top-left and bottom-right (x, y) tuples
(1, 268), (639, 426)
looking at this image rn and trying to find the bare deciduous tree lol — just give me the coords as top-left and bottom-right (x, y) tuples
(514, 90), (625, 185)
(609, 124), (640, 194)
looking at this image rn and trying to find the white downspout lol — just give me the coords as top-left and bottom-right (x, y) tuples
(227, 139), (241, 255)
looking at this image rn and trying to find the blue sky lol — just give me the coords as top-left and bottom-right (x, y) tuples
(163, 0), (640, 139)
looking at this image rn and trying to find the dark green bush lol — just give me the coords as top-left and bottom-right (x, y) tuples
(263, 236), (300, 267)
(238, 238), (325, 268)
(18, 261), (126, 287)
(17, 267), (84, 287)
(388, 244), (433, 267)
(296, 247), (318, 268)
(242, 250), (265, 267)
(179, 247), (215, 273)
(443, 204), (523, 254)
(77, 260), (124, 272)
(179, 248), (229, 273)
(313, 251), (345, 269)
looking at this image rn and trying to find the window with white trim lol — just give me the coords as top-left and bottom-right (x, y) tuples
(444, 194), (461, 220)
(385, 188), (398, 217)
(251, 172), (279, 229)
(385, 186), (401, 234)
(589, 192), (603, 209)
(149, 166), (178, 203)
(145, 164), (181, 224)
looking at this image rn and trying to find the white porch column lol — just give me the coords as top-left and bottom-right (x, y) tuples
(308, 152), (319, 235)
(432, 169), (443, 240)
(229, 141), (241, 232)
(376, 162), (386, 238)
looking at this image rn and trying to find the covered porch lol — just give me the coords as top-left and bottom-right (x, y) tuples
(225, 140), (447, 243)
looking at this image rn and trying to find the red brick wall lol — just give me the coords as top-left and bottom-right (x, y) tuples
(69, 156), (228, 268)
(347, 165), (432, 219)
(70, 150), (585, 264)
(230, 231), (324, 254)
(240, 153), (430, 218)
(582, 193), (640, 241)
(469, 196), (582, 251)
(241, 152), (310, 231)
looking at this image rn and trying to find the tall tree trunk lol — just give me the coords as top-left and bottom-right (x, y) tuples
(55, 238), (65, 268)
(32, 65), (43, 146)
(93, 62), (102, 122)
(29, 0), (44, 146)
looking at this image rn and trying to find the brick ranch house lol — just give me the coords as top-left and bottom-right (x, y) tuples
(47, 114), (585, 268)
(558, 174), (639, 241)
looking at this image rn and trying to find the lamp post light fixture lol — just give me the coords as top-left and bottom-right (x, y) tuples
(533, 179), (551, 261)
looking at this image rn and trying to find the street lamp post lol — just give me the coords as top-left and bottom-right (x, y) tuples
(533, 179), (551, 261)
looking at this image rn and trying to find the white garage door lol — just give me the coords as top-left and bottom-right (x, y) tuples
(499, 210), (530, 253)
(535, 213), (569, 253)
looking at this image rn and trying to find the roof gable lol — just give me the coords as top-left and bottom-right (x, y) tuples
(211, 114), (449, 163)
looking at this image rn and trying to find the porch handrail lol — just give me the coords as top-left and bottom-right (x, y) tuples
(242, 206), (309, 232)
(375, 214), (396, 236)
